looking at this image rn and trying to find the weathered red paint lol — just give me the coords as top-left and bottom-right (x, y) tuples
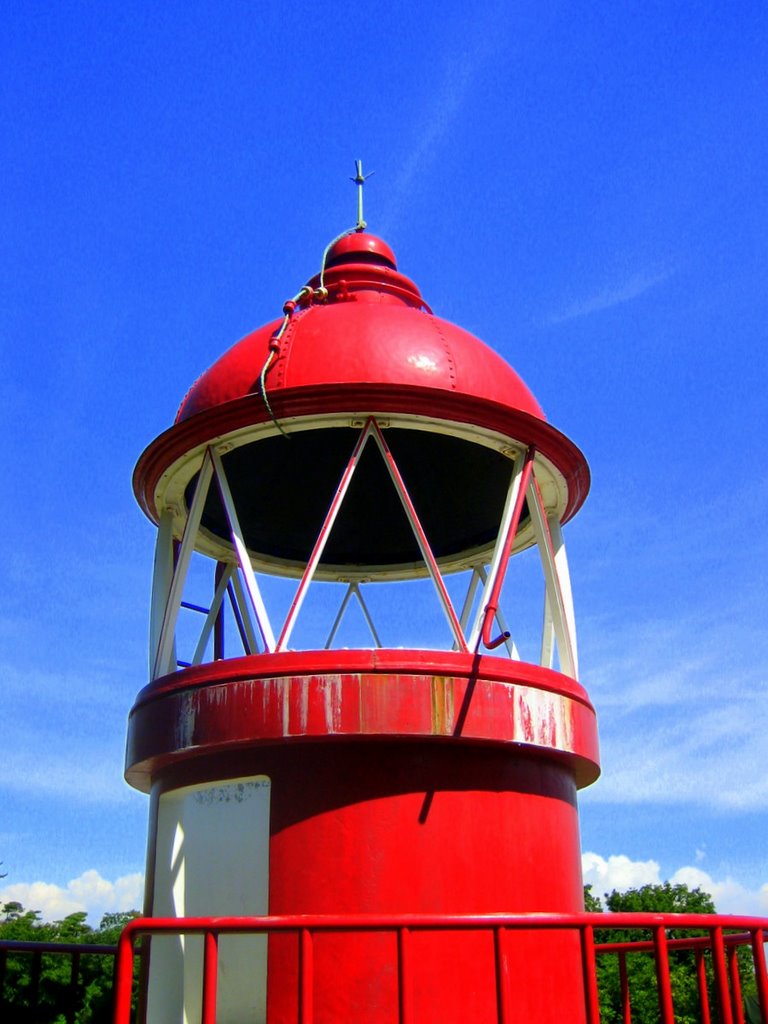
(126, 650), (599, 792)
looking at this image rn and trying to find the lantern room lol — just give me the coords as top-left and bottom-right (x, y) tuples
(131, 230), (589, 680)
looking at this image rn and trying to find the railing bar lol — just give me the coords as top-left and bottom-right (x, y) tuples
(113, 930), (136, 1024)
(494, 925), (511, 1024)
(66, 949), (81, 1024)
(712, 926), (735, 1024)
(201, 930), (218, 1024)
(653, 925), (675, 1024)
(474, 564), (520, 658)
(581, 924), (602, 1024)
(6, 913), (768, 1023)
(398, 926), (413, 1024)
(299, 927), (314, 1024)
(619, 951), (632, 1024)
(751, 928), (768, 1024)
(728, 944), (745, 1024)
(0, 947), (6, 1013)
(696, 949), (712, 1024)
(181, 601), (210, 614)
(30, 949), (42, 1024)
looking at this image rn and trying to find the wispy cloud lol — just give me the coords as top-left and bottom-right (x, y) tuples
(0, 661), (137, 804)
(379, 6), (505, 236)
(548, 267), (676, 325)
(581, 605), (768, 811)
(571, 471), (768, 810)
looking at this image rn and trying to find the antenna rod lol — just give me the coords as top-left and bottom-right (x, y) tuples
(350, 159), (374, 231)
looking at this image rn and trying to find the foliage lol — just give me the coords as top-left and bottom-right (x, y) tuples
(0, 901), (139, 1023)
(586, 883), (760, 1024)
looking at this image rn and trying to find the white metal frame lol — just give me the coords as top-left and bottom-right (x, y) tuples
(324, 583), (383, 649)
(275, 418), (468, 653)
(526, 472), (577, 679)
(147, 428), (581, 680)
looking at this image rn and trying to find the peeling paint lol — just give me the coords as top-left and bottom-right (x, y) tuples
(322, 674), (344, 732)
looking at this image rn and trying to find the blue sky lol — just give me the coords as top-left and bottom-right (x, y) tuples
(1, 2), (767, 922)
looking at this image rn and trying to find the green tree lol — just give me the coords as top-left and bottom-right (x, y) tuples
(0, 901), (139, 1023)
(586, 882), (759, 1024)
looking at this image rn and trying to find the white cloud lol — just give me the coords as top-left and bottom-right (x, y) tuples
(582, 852), (662, 891)
(670, 866), (768, 916)
(582, 852), (768, 915)
(0, 870), (144, 925)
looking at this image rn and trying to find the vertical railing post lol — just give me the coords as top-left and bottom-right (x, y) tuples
(711, 927), (735, 1024)
(113, 929), (137, 1024)
(750, 928), (768, 1024)
(0, 948), (7, 1015)
(201, 930), (219, 1024)
(299, 928), (314, 1024)
(494, 926), (510, 1024)
(618, 951), (631, 1023)
(652, 926), (675, 1024)
(30, 950), (42, 1024)
(580, 924), (602, 1024)
(727, 944), (745, 1024)
(398, 926), (413, 1024)
(696, 948), (712, 1024)
(66, 949), (81, 1024)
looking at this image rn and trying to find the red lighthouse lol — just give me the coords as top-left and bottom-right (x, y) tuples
(126, 207), (599, 1021)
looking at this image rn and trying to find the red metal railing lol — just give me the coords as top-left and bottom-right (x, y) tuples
(109, 912), (768, 1024)
(0, 938), (118, 1023)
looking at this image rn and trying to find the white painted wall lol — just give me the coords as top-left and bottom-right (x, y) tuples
(146, 776), (271, 1023)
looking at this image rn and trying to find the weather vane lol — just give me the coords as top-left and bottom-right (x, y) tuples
(350, 159), (374, 231)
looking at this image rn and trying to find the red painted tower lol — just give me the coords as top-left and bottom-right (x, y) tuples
(127, 217), (599, 1022)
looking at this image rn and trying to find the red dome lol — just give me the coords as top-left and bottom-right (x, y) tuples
(134, 231), (589, 573)
(176, 233), (545, 425)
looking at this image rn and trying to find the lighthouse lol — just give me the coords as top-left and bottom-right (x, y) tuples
(126, 194), (600, 1021)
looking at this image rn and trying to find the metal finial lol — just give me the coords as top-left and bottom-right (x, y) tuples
(350, 159), (374, 231)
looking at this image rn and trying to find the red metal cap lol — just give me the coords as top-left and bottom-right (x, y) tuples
(324, 231), (397, 269)
(133, 232), (589, 575)
(174, 234), (544, 424)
